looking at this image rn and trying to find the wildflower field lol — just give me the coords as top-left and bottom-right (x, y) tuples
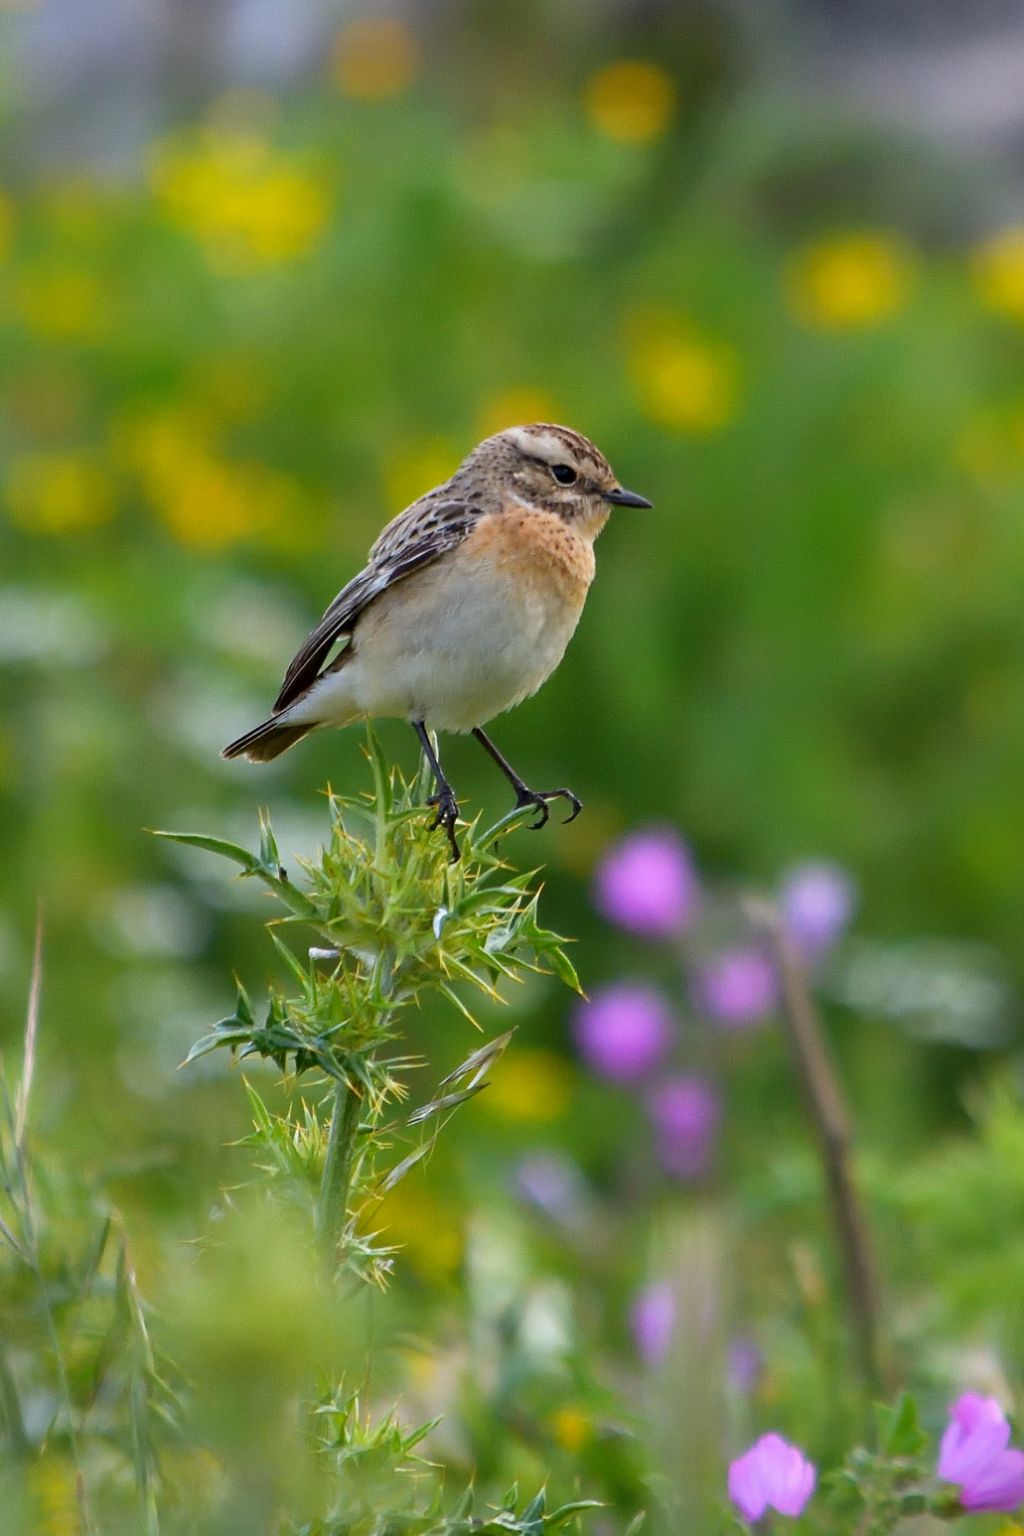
(3, 5), (1024, 1533)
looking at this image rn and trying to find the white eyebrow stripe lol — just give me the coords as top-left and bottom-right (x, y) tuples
(505, 427), (575, 464)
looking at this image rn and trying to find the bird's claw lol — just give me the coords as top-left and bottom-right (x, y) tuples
(514, 787), (583, 831)
(426, 787), (462, 861)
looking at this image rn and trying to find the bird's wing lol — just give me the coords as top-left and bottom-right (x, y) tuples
(272, 498), (482, 712)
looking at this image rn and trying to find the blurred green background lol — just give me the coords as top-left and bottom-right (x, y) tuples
(4, 1), (1024, 1529)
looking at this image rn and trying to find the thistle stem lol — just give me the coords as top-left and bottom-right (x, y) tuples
(316, 1078), (362, 1263)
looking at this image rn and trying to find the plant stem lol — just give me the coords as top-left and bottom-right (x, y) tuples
(753, 903), (888, 1398)
(0, 1349), (28, 1456)
(316, 1078), (363, 1264)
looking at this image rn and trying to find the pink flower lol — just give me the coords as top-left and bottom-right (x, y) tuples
(780, 861), (856, 961)
(594, 828), (699, 937)
(727, 1337), (762, 1396)
(630, 1281), (675, 1365)
(694, 947), (778, 1029)
(646, 1074), (720, 1179)
(572, 984), (674, 1082)
(938, 1393), (1024, 1513)
(728, 1433), (816, 1523)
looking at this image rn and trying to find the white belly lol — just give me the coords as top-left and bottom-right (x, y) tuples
(293, 552), (585, 734)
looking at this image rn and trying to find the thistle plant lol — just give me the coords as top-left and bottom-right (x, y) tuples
(152, 734), (601, 1532)
(159, 729), (581, 1280)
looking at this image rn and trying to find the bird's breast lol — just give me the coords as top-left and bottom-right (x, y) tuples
(347, 508), (596, 731)
(461, 507), (597, 605)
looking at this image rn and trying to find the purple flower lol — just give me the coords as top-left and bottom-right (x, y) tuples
(780, 861), (856, 961)
(938, 1393), (1024, 1514)
(572, 984), (673, 1082)
(727, 1336), (762, 1396)
(694, 947), (777, 1029)
(630, 1281), (675, 1365)
(728, 1433), (816, 1523)
(594, 828), (699, 938)
(647, 1073), (720, 1179)
(513, 1152), (588, 1226)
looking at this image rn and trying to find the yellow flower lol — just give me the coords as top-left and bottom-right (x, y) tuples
(112, 403), (208, 487)
(0, 188), (13, 260)
(16, 265), (106, 341)
(972, 227), (1024, 322)
(788, 233), (912, 330)
(551, 1405), (590, 1453)
(484, 1048), (573, 1123)
(378, 1182), (463, 1282)
(28, 1455), (79, 1536)
(157, 458), (298, 550)
(385, 436), (457, 511)
(477, 388), (559, 439)
(113, 404), (301, 549)
(332, 17), (419, 101)
(150, 130), (330, 270)
(586, 61), (676, 144)
(6, 452), (117, 534)
(158, 456), (229, 548)
(629, 315), (739, 434)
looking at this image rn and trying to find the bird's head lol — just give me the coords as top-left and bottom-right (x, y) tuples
(460, 423), (652, 538)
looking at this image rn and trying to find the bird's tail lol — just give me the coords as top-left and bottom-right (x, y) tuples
(222, 715), (316, 763)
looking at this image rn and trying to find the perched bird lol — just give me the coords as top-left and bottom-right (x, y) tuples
(223, 423), (652, 858)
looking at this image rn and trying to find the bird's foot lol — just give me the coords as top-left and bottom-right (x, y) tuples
(427, 786), (462, 861)
(513, 786), (583, 831)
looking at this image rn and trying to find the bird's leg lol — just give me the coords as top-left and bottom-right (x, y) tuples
(471, 727), (582, 830)
(413, 720), (461, 861)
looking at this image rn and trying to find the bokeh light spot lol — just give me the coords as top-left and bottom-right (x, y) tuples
(629, 317), (740, 434)
(485, 1048), (573, 1122)
(478, 388), (559, 439)
(150, 130), (331, 270)
(586, 61), (676, 144)
(332, 17), (420, 101)
(385, 436), (457, 512)
(6, 452), (117, 534)
(972, 227), (1024, 323)
(788, 233), (913, 330)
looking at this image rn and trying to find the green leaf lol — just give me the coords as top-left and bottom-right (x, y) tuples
(544, 944), (582, 995)
(269, 929), (313, 989)
(363, 725), (395, 824)
(876, 1392), (927, 1459)
(521, 1488), (546, 1536)
(151, 829), (259, 871)
(451, 1487), (474, 1519)
(154, 827), (321, 919)
(258, 808), (280, 870)
(547, 1502), (604, 1530)
(182, 1031), (238, 1064)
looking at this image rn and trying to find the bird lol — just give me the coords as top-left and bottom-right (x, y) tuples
(223, 423), (652, 859)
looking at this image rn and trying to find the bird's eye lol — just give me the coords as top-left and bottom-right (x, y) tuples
(551, 464), (577, 485)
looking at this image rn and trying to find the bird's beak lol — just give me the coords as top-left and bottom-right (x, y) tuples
(604, 485), (653, 509)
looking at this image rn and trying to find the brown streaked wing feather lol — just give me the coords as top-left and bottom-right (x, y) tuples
(272, 499), (482, 712)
